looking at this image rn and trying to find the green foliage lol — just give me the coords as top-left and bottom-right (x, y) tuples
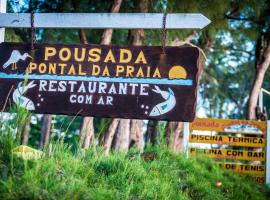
(0, 136), (268, 200)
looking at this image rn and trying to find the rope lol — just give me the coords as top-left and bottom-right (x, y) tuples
(161, 13), (167, 55)
(174, 39), (208, 61)
(184, 41), (207, 61)
(31, 12), (36, 56)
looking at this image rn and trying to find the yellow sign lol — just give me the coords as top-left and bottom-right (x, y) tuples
(218, 163), (265, 175)
(13, 145), (43, 160)
(190, 118), (266, 135)
(189, 134), (265, 147)
(189, 148), (265, 161)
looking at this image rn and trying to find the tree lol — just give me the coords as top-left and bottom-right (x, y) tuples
(248, 36), (270, 119)
(79, 0), (123, 149)
(128, 0), (149, 152)
(103, 118), (120, 155)
(40, 115), (52, 149)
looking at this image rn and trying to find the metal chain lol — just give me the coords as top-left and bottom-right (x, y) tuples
(162, 13), (167, 54)
(31, 12), (36, 52)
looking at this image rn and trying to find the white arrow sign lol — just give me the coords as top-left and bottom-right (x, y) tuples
(0, 13), (211, 29)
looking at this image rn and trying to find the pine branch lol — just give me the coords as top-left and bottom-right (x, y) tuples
(210, 47), (254, 56)
(224, 14), (255, 22)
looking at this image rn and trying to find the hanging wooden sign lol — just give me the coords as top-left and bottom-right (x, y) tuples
(0, 42), (201, 121)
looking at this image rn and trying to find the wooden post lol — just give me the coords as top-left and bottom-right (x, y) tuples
(183, 122), (190, 157)
(0, 0), (7, 42)
(266, 120), (270, 185)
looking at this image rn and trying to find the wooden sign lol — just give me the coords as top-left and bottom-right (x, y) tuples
(218, 163), (265, 175)
(12, 145), (43, 160)
(190, 118), (266, 134)
(0, 42), (201, 121)
(189, 148), (265, 161)
(189, 134), (265, 147)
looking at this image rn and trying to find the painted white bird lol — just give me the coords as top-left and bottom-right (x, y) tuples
(3, 50), (32, 70)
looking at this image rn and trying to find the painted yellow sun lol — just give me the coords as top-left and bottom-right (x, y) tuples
(168, 65), (187, 79)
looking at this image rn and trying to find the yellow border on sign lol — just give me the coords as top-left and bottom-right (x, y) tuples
(189, 148), (265, 161)
(189, 134), (265, 147)
(190, 118), (266, 134)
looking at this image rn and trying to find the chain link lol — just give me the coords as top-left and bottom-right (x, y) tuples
(162, 13), (167, 54)
(31, 12), (36, 52)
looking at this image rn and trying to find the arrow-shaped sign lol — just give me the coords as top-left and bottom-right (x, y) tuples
(0, 13), (211, 29)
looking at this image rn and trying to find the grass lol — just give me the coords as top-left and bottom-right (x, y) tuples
(0, 135), (269, 200)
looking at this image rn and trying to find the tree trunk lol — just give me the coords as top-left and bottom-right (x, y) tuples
(166, 121), (177, 146)
(78, 29), (95, 149)
(130, 120), (144, 152)
(128, 0), (149, 152)
(97, 0), (123, 153)
(114, 119), (130, 152)
(166, 34), (208, 152)
(171, 122), (184, 152)
(103, 118), (120, 155)
(247, 39), (270, 165)
(100, 0), (122, 45)
(21, 114), (31, 145)
(145, 120), (158, 145)
(40, 114), (52, 149)
(166, 121), (184, 152)
(70, 0), (94, 149)
(81, 117), (94, 148)
(248, 42), (270, 119)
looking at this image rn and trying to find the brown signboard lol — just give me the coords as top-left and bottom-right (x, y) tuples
(0, 42), (201, 121)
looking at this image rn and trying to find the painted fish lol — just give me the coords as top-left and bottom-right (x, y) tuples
(13, 81), (36, 111)
(149, 85), (176, 117)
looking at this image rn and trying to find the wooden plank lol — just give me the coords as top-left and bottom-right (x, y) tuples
(189, 148), (265, 161)
(0, 42), (201, 121)
(190, 118), (266, 135)
(189, 134), (265, 147)
(218, 163), (265, 175)
(0, 13), (211, 29)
